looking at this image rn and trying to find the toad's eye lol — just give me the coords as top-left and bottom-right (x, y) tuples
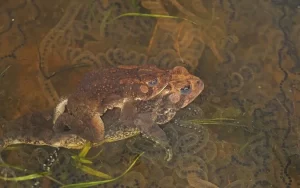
(180, 85), (191, 95)
(147, 78), (158, 87)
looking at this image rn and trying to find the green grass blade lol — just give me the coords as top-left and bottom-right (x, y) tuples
(0, 163), (28, 172)
(87, 149), (103, 160)
(195, 118), (236, 122)
(71, 156), (93, 164)
(0, 65), (11, 78)
(72, 142), (94, 167)
(187, 118), (236, 124)
(61, 152), (144, 188)
(100, 6), (114, 37)
(111, 13), (197, 25)
(78, 165), (112, 179)
(206, 118), (236, 121)
(239, 140), (251, 153)
(79, 158), (93, 164)
(78, 142), (92, 158)
(0, 172), (49, 181)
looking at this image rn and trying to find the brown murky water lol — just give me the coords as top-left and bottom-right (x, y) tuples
(0, 0), (300, 187)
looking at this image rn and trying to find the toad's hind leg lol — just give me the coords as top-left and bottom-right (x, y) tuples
(53, 113), (105, 143)
(70, 113), (105, 143)
(134, 113), (173, 161)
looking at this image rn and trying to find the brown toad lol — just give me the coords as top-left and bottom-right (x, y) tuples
(52, 64), (171, 143)
(104, 66), (204, 161)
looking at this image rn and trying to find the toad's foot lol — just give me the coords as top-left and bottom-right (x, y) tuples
(140, 132), (173, 162)
(134, 113), (173, 161)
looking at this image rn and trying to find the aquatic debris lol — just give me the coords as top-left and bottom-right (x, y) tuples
(0, 65), (11, 79)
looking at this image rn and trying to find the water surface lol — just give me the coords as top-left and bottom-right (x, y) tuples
(0, 0), (300, 187)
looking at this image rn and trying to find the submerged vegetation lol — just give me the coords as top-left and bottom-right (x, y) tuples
(0, 142), (144, 187)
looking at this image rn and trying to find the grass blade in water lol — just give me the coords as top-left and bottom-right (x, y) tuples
(61, 152), (144, 188)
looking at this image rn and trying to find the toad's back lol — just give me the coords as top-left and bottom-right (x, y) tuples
(67, 65), (171, 119)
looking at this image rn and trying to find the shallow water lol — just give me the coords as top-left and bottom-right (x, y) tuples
(0, 0), (300, 187)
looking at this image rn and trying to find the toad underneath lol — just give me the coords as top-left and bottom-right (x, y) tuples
(0, 110), (87, 177)
(52, 64), (171, 142)
(104, 66), (204, 161)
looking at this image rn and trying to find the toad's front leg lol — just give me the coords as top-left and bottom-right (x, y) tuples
(134, 113), (173, 161)
(104, 121), (140, 143)
(103, 101), (141, 142)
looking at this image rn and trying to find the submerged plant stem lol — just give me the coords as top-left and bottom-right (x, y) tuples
(45, 175), (65, 186)
(0, 172), (49, 181)
(0, 65), (11, 78)
(111, 13), (197, 25)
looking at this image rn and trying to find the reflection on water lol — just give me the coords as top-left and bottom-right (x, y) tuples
(0, 0), (300, 187)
